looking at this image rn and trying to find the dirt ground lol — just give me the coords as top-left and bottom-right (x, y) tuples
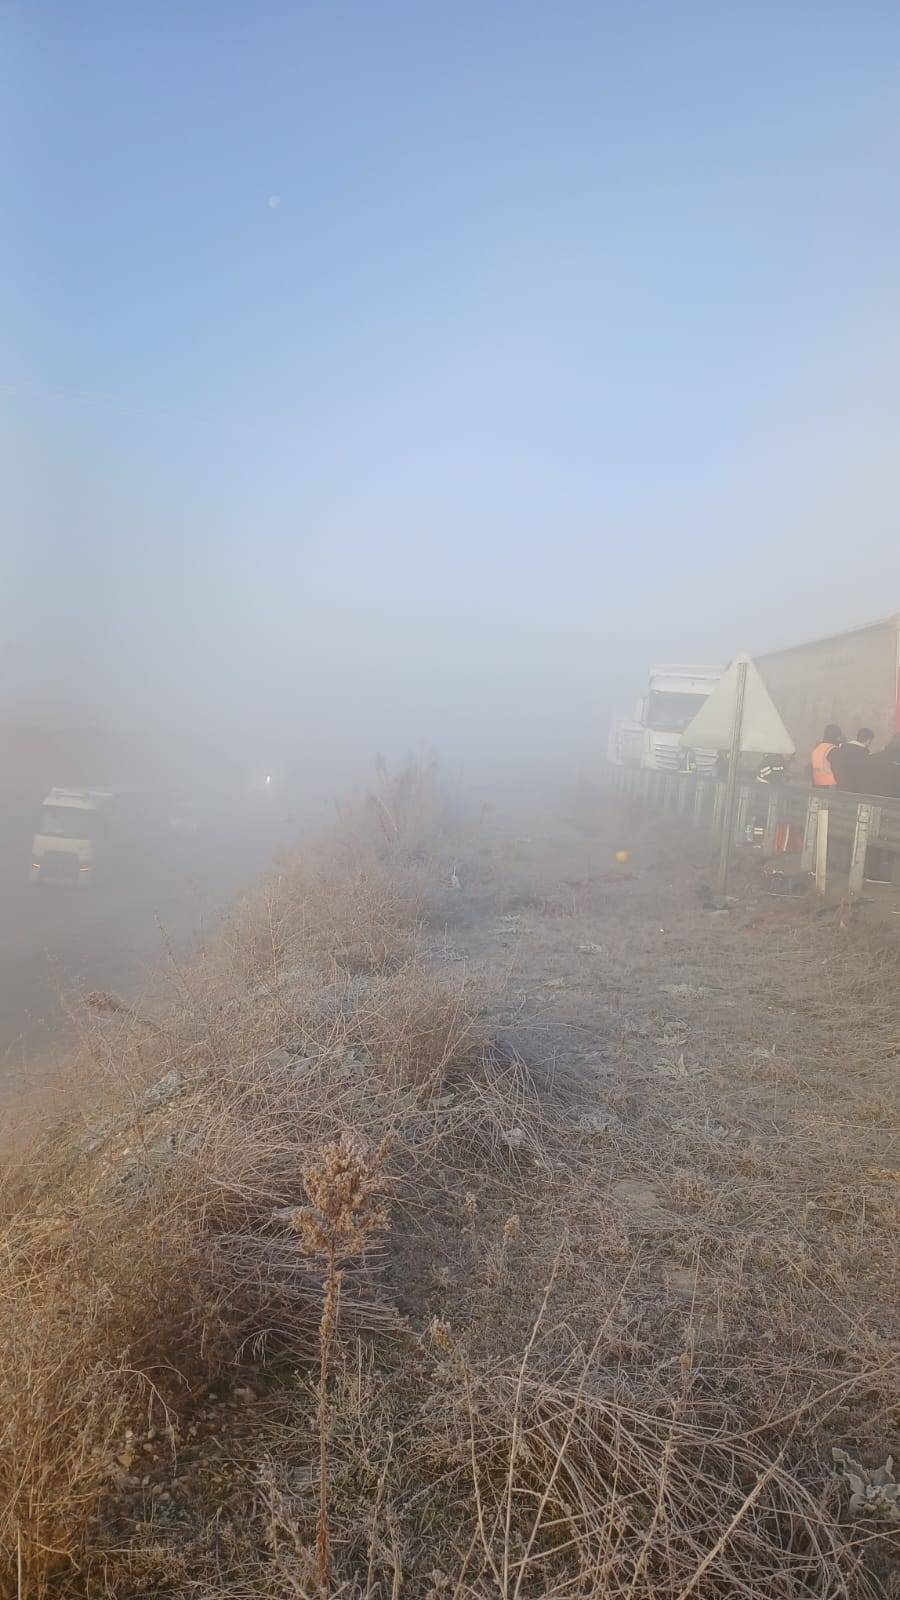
(457, 788), (900, 1165)
(3, 776), (898, 1598)
(411, 785), (900, 1472)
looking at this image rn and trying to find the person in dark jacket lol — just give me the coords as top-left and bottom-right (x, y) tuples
(861, 734), (900, 883)
(756, 754), (787, 784)
(829, 727), (874, 791)
(867, 734), (900, 800)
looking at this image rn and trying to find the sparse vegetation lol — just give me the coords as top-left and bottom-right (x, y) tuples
(0, 761), (897, 1598)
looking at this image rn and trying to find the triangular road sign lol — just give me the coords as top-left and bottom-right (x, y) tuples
(680, 654), (795, 755)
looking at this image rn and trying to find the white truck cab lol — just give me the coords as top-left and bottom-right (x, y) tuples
(639, 666), (723, 771)
(30, 788), (113, 886)
(609, 665), (723, 773)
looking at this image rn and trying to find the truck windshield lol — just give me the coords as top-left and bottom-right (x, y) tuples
(39, 806), (100, 841)
(646, 691), (709, 733)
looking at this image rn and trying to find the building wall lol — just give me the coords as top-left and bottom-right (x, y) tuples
(757, 620), (899, 759)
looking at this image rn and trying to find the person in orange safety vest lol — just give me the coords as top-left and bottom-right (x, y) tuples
(810, 724), (843, 787)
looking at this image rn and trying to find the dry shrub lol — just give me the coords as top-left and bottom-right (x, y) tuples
(212, 855), (429, 994)
(0, 1043), (409, 1594)
(442, 1362), (872, 1599)
(290, 1133), (391, 1592)
(0, 1254), (141, 1600)
(828, 920), (900, 1014)
(211, 753), (458, 995)
(351, 749), (453, 857)
(443, 1046), (565, 1175)
(0, 763), (476, 1598)
(411, 1254), (877, 1600)
(351, 962), (479, 1089)
(156, 1296), (881, 1600)
(274, 864), (425, 975)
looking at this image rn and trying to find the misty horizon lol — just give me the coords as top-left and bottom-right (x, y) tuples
(5, 3), (900, 779)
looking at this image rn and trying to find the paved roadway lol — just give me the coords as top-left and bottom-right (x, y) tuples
(0, 806), (295, 1123)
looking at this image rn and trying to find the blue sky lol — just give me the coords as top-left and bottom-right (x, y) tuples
(4, 2), (900, 766)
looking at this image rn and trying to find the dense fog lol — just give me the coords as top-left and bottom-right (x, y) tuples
(3, 4), (900, 1064)
(4, 3), (900, 797)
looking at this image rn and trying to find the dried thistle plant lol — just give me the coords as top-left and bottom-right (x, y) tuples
(291, 1134), (390, 1594)
(502, 1213), (521, 1245)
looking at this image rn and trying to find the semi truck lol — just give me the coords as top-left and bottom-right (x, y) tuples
(608, 664), (723, 772)
(30, 786), (170, 886)
(756, 614), (900, 767)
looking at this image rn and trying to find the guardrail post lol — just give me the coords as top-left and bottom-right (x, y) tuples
(801, 795), (822, 873)
(734, 784), (751, 843)
(763, 793), (780, 854)
(849, 802), (873, 897)
(814, 804), (829, 894)
(693, 780), (706, 825)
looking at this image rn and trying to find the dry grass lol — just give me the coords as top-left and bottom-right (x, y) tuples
(349, 962), (480, 1090)
(0, 765), (896, 1599)
(431, 1345), (875, 1599)
(0, 760), (463, 1598)
(0, 1055), (391, 1595)
(257, 863), (426, 978)
(0, 1265), (140, 1600)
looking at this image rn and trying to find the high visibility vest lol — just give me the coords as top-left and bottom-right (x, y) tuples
(810, 742), (837, 787)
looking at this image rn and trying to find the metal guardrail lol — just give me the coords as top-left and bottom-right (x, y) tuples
(607, 765), (900, 896)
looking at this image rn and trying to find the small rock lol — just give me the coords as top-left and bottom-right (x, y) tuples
(611, 1178), (665, 1219)
(257, 1047), (293, 1071)
(141, 1069), (186, 1108)
(500, 1127), (526, 1149)
(576, 1110), (624, 1136)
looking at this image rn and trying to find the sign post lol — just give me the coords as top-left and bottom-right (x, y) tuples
(681, 651), (795, 901)
(716, 657), (749, 900)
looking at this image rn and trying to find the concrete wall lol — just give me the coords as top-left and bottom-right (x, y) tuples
(757, 619), (899, 760)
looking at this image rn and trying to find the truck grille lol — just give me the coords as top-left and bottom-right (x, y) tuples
(41, 851), (81, 882)
(654, 743), (683, 771)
